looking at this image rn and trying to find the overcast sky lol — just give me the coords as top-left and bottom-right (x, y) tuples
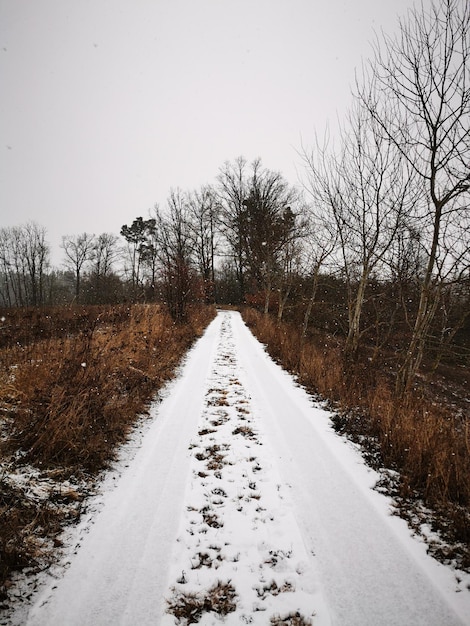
(1, 0), (419, 266)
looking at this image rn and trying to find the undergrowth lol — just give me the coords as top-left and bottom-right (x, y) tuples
(241, 307), (470, 572)
(0, 303), (215, 600)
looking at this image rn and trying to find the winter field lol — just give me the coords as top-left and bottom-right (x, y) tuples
(6, 311), (470, 625)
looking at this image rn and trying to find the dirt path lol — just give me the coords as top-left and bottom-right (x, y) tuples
(18, 312), (469, 625)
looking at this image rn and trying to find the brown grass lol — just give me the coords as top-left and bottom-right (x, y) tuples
(166, 580), (237, 623)
(241, 307), (470, 571)
(0, 303), (215, 598)
(270, 612), (313, 625)
(1, 304), (214, 472)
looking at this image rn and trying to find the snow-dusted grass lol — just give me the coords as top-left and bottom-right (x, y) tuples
(242, 307), (470, 572)
(161, 314), (319, 623)
(6, 311), (469, 626)
(0, 303), (215, 603)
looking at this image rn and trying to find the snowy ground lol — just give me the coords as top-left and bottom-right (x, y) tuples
(6, 311), (470, 625)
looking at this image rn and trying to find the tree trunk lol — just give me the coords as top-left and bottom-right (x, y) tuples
(345, 266), (369, 357)
(397, 199), (443, 394)
(396, 283), (440, 394)
(278, 283), (292, 322)
(302, 264), (321, 337)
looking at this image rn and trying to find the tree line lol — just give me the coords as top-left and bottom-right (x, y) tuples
(1, 0), (468, 395)
(301, 0), (469, 393)
(0, 156), (303, 316)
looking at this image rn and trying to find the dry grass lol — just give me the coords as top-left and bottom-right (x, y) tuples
(242, 308), (470, 571)
(255, 580), (295, 599)
(195, 444), (228, 472)
(0, 303), (215, 598)
(166, 580), (237, 624)
(1, 304), (214, 472)
(270, 612), (314, 625)
(0, 479), (64, 592)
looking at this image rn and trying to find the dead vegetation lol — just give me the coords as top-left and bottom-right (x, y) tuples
(195, 444), (229, 472)
(0, 303), (215, 602)
(270, 612), (314, 625)
(255, 579), (295, 599)
(232, 424), (257, 439)
(200, 505), (224, 529)
(242, 307), (470, 572)
(166, 580), (237, 624)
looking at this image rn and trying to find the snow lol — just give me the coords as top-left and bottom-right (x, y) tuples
(8, 311), (470, 625)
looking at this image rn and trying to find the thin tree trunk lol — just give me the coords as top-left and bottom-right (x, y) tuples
(277, 283), (291, 322)
(345, 266), (369, 357)
(302, 264), (321, 337)
(397, 198), (443, 394)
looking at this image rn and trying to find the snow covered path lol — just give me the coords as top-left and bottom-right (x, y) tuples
(21, 311), (469, 625)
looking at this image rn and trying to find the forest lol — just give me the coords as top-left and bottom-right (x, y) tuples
(0, 0), (469, 588)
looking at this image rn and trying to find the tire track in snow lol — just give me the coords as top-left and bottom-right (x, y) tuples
(15, 311), (468, 626)
(162, 313), (322, 624)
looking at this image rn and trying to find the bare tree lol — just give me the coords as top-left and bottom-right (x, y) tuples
(384, 220), (426, 332)
(21, 222), (49, 306)
(242, 159), (302, 314)
(298, 206), (339, 338)
(120, 217), (156, 297)
(62, 233), (95, 302)
(358, 0), (470, 390)
(301, 106), (415, 357)
(0, 226), (27, 306)
(0, 228), (13, 306)
(187, 185), (219, 303)
(218, 157), (301, 311)
(82, 232), (122, 304)
(217, 157), (250, 302)
(0, 223), (50, 307)
(152, 189), (195, 322)
(341, 105), (417, 355)
(92, 233), (119, 278)
(276, 232), (303, 323)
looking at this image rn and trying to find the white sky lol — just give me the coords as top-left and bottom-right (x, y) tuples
(0, 0), (419, 266)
